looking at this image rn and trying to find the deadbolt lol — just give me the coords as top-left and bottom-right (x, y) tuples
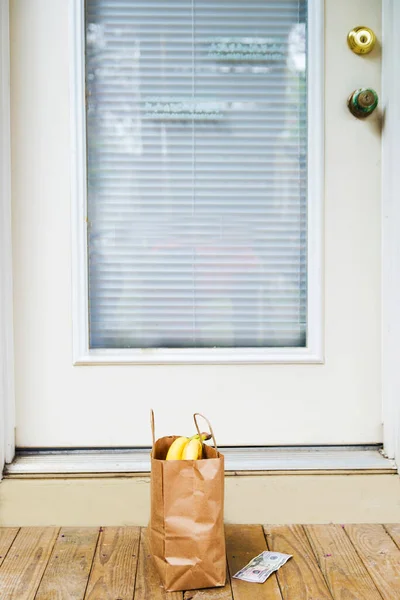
(347, 26), (376, 55)
(347, 88), (378, 119)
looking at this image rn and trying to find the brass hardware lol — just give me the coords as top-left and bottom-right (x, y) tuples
(347, 88), (378, 119)
(347, 26), (376, 55)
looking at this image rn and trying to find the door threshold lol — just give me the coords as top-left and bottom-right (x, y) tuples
(5, 445), (396, 476)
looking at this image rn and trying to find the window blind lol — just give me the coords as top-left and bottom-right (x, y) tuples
(85, 0), (307, 349)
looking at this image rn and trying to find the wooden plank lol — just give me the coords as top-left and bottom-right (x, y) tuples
(134, 528), (183, 600)
(345, 524), (400, 600)
(264, 525), (333, 600)
(305, 524), (382, 600)
(384, 523), (400, 549)
(0, 527), (59, 600)
(0, 529), (19, 568)
(225, 524), (282, 600)
(84, 526), (140, 600)
(34, 527), (100, 600)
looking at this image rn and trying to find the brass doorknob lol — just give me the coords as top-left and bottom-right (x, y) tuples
(347, 26), (376, 55)
(347, 88), (378, 119)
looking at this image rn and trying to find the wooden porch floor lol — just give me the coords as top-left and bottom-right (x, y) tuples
(1, 524), (400, 599)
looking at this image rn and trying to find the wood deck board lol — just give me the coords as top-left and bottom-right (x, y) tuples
(264, 525), (333, 600)
(0, 524), (398, 599)
(385, 523), (400, 549)
(84, 526), (140, 600)
(0, 529), (20, 568)
(0, 527), (59, 600)
(305, 524), (383, 600)
(345, 524), (400, 600)
(225, 524), (282, 600)
(34, 527), (100, 600)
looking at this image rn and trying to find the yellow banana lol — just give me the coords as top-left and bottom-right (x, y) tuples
(182, 437), (203, 460)
(165, 432), (209, 460)
(166, 436), (189, 460)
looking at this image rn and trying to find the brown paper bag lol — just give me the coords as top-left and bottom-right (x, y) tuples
(149, 411), (226, 592)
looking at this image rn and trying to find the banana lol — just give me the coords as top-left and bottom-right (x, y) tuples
(165, 432), (209, 461)
(166, 436), (189, 460)
(182, 437), (203, 460)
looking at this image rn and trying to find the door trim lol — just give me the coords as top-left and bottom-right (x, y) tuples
(0, 0), (15, 476)
(382, 0), (400, 467)
(70, 0), (324, 365)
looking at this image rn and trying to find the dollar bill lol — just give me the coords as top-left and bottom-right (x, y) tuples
(233, 551), (292, 583)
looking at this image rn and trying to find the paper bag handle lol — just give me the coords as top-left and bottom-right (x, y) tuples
(193, 413), (219, 453)
(150, 409), (156, 448)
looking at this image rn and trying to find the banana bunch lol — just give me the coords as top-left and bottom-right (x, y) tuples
(166, 432), (211, 461)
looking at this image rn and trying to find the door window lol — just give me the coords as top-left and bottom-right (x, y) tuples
(85, 0), (308, 350)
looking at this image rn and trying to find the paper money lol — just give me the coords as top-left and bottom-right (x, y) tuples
(233, 551), (292, 583)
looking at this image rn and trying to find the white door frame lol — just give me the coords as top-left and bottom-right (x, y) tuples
(0, 0), (15, 477)
(0, 1), (399, 470)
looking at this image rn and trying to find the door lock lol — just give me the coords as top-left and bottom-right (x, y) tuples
(347, 88), (378, 119)
(347, 26), (376, 55)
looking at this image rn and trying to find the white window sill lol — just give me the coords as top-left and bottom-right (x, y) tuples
(74, 347), (324, 365)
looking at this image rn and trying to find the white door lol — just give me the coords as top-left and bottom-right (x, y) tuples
(10, 0), (382, 447)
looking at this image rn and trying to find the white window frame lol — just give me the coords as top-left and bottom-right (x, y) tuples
(0, 0), (15, 476)
(70, 0), (324, 365)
